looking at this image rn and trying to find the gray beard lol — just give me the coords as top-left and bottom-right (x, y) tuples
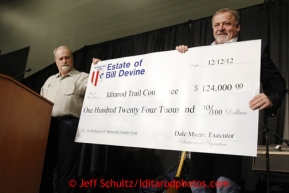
(61, 65), (70, 72)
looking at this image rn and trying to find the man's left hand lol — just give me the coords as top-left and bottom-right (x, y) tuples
(92, 58), (101, 64)
(249, 93), (273, 110)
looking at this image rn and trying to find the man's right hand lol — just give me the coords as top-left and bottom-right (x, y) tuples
(176, 45), (188, 53)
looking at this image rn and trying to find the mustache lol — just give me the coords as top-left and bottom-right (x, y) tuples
(217, 32), (228, 35)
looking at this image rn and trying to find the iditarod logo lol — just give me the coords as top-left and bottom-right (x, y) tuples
(90, 65), (105, 86)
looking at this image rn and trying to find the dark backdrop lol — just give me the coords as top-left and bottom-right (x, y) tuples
(22, 0), (289, 191)
(0, 46), (30, 82)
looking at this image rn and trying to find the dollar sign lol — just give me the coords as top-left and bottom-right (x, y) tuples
(194, 85), (198, 91)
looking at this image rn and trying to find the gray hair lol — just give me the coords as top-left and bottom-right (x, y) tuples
(212, 8), (240, 26)
(53, 46), (73, 59)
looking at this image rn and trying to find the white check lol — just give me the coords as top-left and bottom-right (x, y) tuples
(75, 40), (261, 157)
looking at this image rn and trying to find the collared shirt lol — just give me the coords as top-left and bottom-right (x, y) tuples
(211, 37), (238, 45)
(40, 68), (89, 118)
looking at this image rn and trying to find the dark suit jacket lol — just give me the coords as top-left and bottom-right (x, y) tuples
(260, 43), (286, 116)
(238, 39), (286, 116)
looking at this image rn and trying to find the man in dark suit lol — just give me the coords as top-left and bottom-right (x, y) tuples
(176, 8), (286, 193)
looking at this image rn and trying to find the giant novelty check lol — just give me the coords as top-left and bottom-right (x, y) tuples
(75, 40), (261, 157)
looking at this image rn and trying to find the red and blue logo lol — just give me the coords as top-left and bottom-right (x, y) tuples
(91, 66), (105, 86)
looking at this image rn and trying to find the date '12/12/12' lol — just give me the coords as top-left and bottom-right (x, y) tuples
(208, 58), (233, 65)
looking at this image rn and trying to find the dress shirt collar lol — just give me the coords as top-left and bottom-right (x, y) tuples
(56, 68), (76, 78)
(211, 37), (238, 45)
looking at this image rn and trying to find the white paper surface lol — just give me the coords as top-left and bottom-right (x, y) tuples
(75, 40), (261, 157)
